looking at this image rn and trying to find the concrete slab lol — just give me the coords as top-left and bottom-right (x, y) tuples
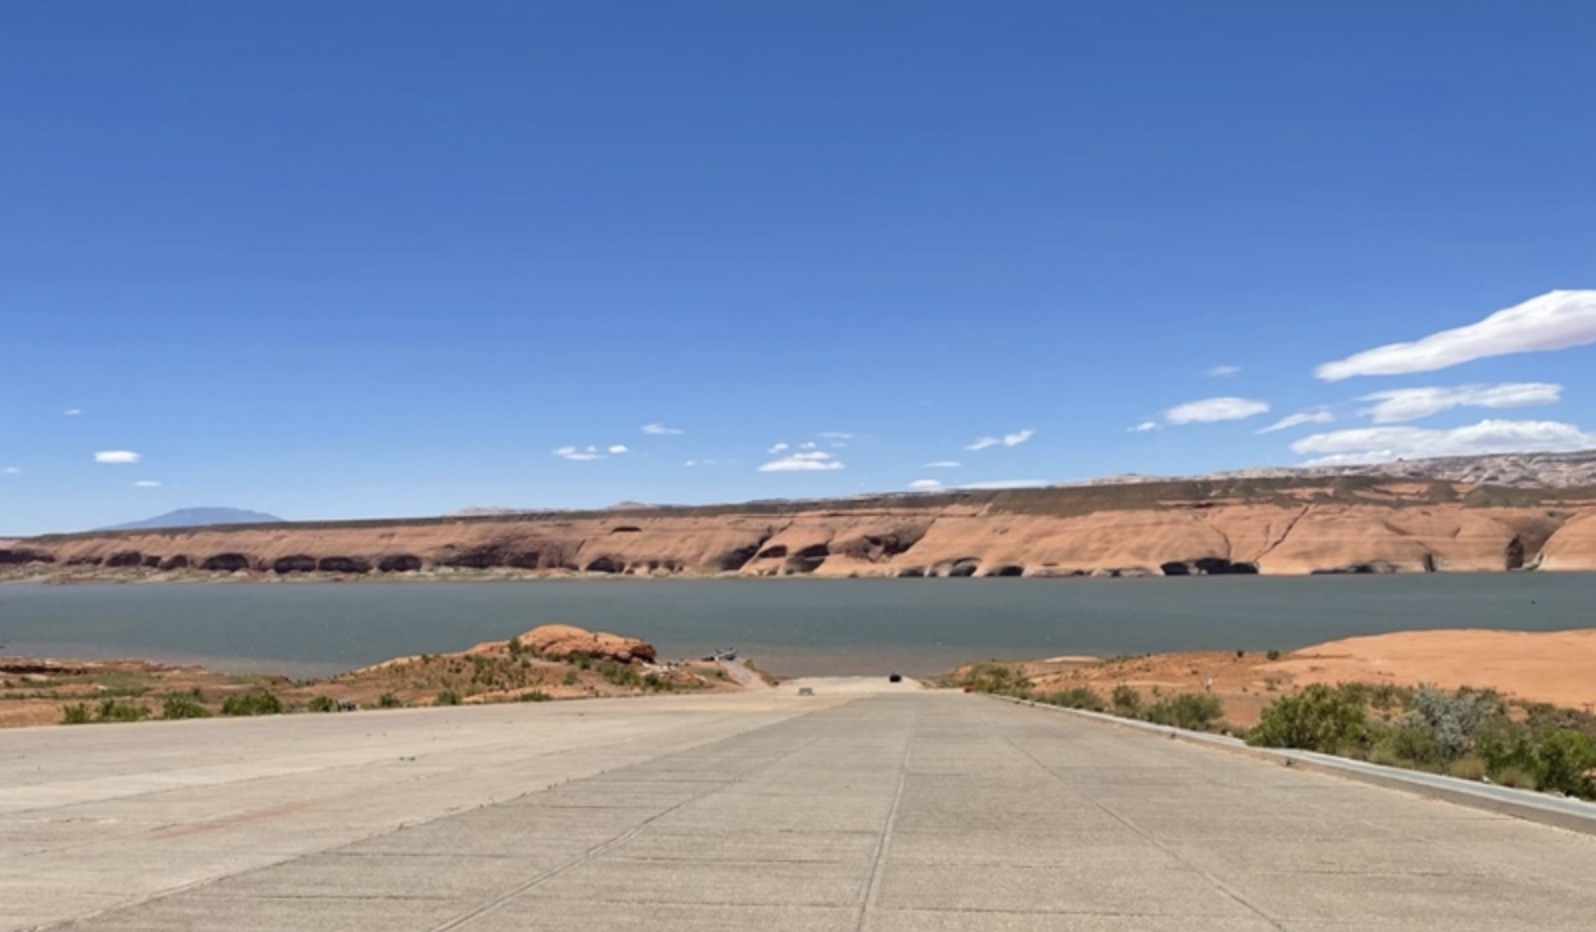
(7, 689), (1596, 931)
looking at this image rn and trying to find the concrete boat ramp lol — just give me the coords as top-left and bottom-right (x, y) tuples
(4, 678), (1596, 930)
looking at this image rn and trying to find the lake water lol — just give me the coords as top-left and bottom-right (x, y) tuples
(1, 575), (1590, 679)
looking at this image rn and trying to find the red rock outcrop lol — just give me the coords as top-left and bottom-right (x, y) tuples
(521, 624), (656, 664)
(6, 478), (1596, 578)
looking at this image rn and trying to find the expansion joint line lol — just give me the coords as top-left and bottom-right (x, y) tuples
(854, 703), (917, 932)
(426, 720), (840, 932)
(998, 730), (1287, 931)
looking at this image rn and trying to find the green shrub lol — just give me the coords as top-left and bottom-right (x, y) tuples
(1248, 684), (1368, 752)
(519, 690), (552, 702)
(96, 698), (152, 722)
(1265, 649), (1281, 662)
(378, 692), (402, 708)
(1533, 730), (1596, 798)
(307, 695), (336, 713)
(220, 691), (283, 716)
(562, 669), (579, 686)
(1145, 692), (1224, 731)
(435, 689), (462, 706)
(956, 662), (1032, 698)
(1041, 687), (1107, 712)
(61, 703), (93, 725)
(161, 695), (212, 720)
(1110, 684), (1143, 717)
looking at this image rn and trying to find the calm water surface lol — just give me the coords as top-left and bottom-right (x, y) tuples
(0, 575), (1590, 678)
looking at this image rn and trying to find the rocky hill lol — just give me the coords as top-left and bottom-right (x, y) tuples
(100, 507), (286, 531)
(1089, 450), (1596, 489)
(6, 476), (1596, 578)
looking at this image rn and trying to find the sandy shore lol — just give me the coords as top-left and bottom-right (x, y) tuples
(1014, 627), (1596, 728)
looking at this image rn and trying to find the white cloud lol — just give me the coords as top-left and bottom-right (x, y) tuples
(132, 480), (161, 488)
(908, 479), (944, 490)
(608, 444), (629, 454)
(1291, 418), (1596, 466)
(767, 443), (789, 454)
(1257, 409), (1336, 434)
(758, 451), (844, 472)
(64, 408), (82, 416)
(1316, 290), (1596, 381)
(1163, 397), (1270, 425)
(1208, 365), (1241, 377)
(920, 460), (962, 468)
(641, 423), (684, 435)
(961, 479), (1049, 490)
(800, 441), (818, 450)
(94, 450), (140, 464)
(965, 429), (1035, 451)
(3, 466), (19, 475)
(685, 459), (718, 467)
(1358, 382), (1561, 424)
(1130, 421), (1161, 433)
(554, 445), (606, 462)
(819, 431), (854, 440)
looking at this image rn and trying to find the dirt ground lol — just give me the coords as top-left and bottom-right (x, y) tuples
(1018, 627), (1596, 729)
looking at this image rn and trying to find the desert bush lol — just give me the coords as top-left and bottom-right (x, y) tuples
(563, 669), (579, 686)
(1041, 687), (1107, 712)
(1145, 692), (1223, 731)
(60, 703), (93, 725)
(307, 695), (337, 713)
(1248, 683), (1368, 752)
(221, 691), (283, 716)
(435, 689), (462, 706)
(161, 695), (212, 720)
(1402, 685), (1498, 761)
(519, 690), (552, 702)
(378, 692), (402, 708)
(1533, 730), (1596, 797)
(1265, 649), (1281, 661)
(96, 698), (152, 722)
(1110, 684), (1142, 717)
(956, 662), (1032, 698)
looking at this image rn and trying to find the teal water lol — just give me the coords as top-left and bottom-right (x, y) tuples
(0, 575), (1589, 678)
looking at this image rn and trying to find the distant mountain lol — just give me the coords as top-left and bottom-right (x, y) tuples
(448, 506), (524, 517)
(101, 508), (286, 531)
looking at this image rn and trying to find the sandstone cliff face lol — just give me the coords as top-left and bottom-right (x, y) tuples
(7, 479), (1596, 578)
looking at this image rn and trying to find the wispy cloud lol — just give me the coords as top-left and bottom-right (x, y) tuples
(132, 480), (161, 488)
(94, 450), (140, 464)
(1291, 419), (1596, 466)
(641, 423), (684, 435)
(819, 431), (854, 440)
(554, 445), (607, 461)
(767, 443), (789, 454)
(965, 429), (1035, 451)
(920, 460), (962, 468)
(758, 451), (844, 472)
(908, 479), (944, 490)
(1130, 421), (1160, 433)
(1257, 409), (1335, 434)
(64, 408), (82, 416)
(961, 479), (1049, 490)
(1207, 365), (1241, 377)
(2, 467), (19, 475)
(1316, 290), (1596, 381)
(608, 444), (629, 454)
(1163, 397), (1270, 425)
(1358, 382), (1561, 424)
(684, 459), (718, 467)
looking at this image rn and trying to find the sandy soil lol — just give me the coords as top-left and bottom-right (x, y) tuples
(1018, 627), (1596, 728)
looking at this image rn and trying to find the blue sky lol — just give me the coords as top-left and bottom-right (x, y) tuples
(3, 1), (1595, 535)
